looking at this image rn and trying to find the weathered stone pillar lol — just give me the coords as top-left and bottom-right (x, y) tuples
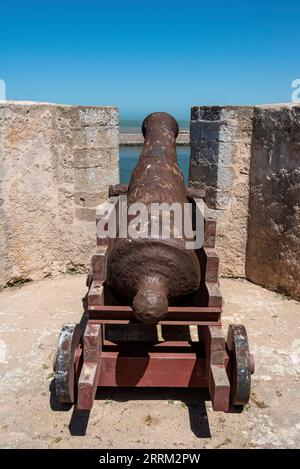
(246, 104), (300, 300)
(189, 106), (253, 277)
(0, 101), (119, 288)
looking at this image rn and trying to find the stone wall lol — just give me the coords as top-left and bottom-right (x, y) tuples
(246, 104), (300, 300)
(0, 101), (119, 288)
(1, 101), (299, 300)
(189, 106), (254, 277)
(190, 103), (300, 300)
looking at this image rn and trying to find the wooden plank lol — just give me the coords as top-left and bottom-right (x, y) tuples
(105, 324), (200, 342)
(103, 339), (195, 348)
(209, 365), (230, 412)
(88, 281), (104, 307)
(191, 197), (216, 248)
(88, 305), (221, 313)
(77, 324), (102, 411)
(91, 246), (108, 282)
(88, 305), (221, 324)
(204, 218), (217, 248)
(203, 247), (219, 283)
(196, 246), (222, 307)
(203, 325), (225, 366)
(203, 325), (230, 412)
(96, 196), (119, 248)
(98, 352), (208, 388)
(89, 319), (221, 326)
(206, 282), (222, 307)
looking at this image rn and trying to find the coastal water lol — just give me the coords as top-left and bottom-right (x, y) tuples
(120, 145), (190, 184)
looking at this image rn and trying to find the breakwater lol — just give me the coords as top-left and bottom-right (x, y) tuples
(120, 130), (189, 146)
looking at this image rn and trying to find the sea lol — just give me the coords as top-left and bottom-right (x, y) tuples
(119, 119), (190, 184)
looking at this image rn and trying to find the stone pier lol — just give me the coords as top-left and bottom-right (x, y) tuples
(0, 101), (119, 288)
(190, 103), (300, 300)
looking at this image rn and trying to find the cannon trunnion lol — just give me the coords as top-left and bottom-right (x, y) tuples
(54, 113), (254, 416)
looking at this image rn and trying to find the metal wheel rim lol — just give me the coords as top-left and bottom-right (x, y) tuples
(226, 324), (251, 406)
(55, 323), (81, 404)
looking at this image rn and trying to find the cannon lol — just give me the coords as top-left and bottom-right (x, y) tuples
(106, 112), (200, 324)
(54, 112), (254, 414)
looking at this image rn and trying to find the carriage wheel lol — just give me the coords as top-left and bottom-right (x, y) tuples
(226, 324), (252, 406)
(54, 323), (81, 404)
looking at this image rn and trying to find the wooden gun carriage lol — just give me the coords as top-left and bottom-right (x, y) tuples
(54, 113), (254, 413)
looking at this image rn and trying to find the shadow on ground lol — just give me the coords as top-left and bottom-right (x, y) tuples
(50, 384), (212, 438)
(50, 293), (242, 439)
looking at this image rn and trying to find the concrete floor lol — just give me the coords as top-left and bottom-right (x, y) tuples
(0, 274), (299, 449)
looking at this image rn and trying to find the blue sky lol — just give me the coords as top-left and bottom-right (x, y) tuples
(0, 0), (299, 119)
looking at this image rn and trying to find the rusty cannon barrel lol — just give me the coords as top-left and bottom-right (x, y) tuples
(106, 112), (201, 324)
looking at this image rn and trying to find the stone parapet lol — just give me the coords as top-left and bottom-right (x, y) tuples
(0, 101), (119, 287)
(190, 103), (300, 300)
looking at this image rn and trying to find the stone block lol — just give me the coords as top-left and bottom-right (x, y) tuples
(246, 104), (300, 300)
(0, 101), (119, 288)
(190, 106), (253, 276)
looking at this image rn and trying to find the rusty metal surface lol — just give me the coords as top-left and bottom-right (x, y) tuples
(109, 184), (205, 200)
(226, 324), (251, 406)
(108, 184), (128, 197)
(106, 113), (201, 324)
(55, 323), (81, 404)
